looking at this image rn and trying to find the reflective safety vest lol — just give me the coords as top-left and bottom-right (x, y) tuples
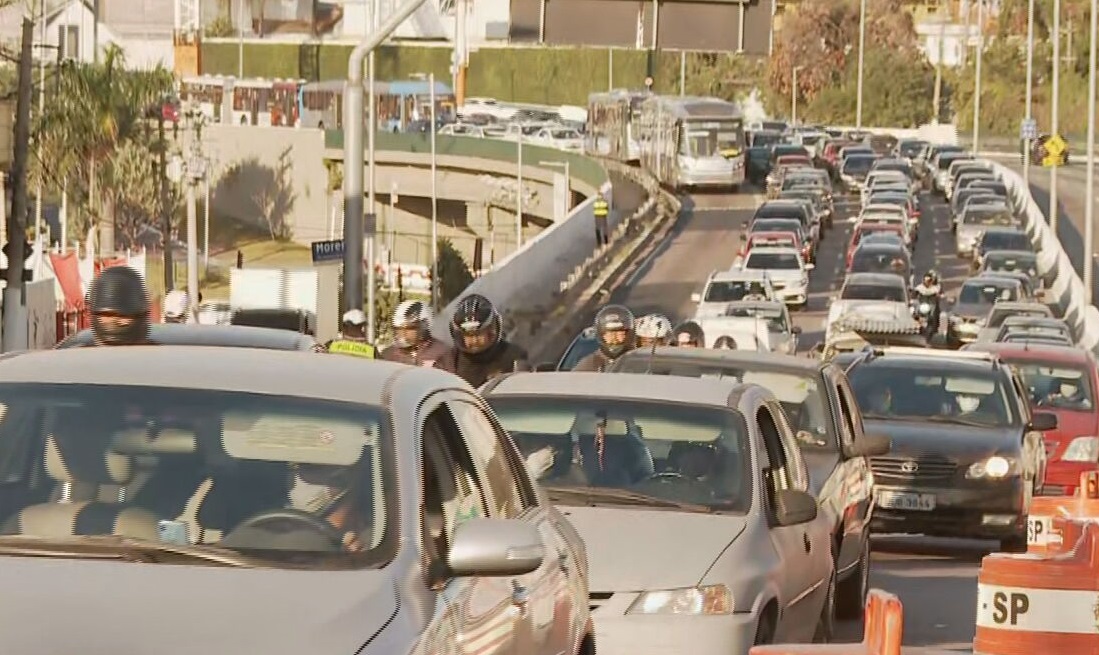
(327, 339), (377, 358)
(593, 197), (609, 218)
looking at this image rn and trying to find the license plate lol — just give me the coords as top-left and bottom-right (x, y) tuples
(876, 489), (936, 511)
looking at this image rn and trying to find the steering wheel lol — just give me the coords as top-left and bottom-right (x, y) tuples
(225, 508), (345, 551)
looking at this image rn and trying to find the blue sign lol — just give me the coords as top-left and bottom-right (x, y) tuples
(1020, 118), (1039, 141)
(311, 239), (344, 264)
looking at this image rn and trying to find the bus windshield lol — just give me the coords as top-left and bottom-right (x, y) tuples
(681, 119), (745, 157)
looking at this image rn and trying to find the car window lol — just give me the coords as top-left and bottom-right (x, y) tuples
(705, 280), (754, 302)
(422, 406), (489, 566)
(963, 210), (1016, 227)
(488, 396), (752, 512)
(985, 254), (1037, 275)
(980, 232), (1031, 252)
(850, 250), (909, 275)
(848, 362), (1015, 428)
(959, 281), (1017, 304)
(448, 400), (531, 519)
(841, 282), (906, 302)
(768, 402), (809, 492)
(843, 156), (875, 174)
(1009, 363), (1096, 411)
(746, 251), (801, 270)
(833, 376), (861, 448)
(725, 305), (788, 332)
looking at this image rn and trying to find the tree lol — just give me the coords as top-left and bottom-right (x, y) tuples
(33, 45), (172, 253)
(434, 238), (474, 308)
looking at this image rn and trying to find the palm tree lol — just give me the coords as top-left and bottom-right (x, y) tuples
(35, 44), (172, 254)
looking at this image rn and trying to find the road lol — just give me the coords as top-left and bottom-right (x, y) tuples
(609, 185), (988, 652)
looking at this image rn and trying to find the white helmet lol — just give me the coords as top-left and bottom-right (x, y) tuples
(636, 313), (673, 342)
(392, 299), (432, 348)
(163, 290), (190, 322)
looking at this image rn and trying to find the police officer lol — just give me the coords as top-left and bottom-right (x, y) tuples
(448, 294), (528, 387)
(573, 305), (636, 372)
(379, 299), (455, 370)
(322, 309), (377, 358)
(593, 193), (610, 246)
(88, 266), (155, 346)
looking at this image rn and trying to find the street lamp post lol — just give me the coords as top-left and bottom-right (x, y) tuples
(413, 72), (439, 309)
(1084, 0), (1097, 304)
(1024, 0), (1036, 184)
(855, 0), (867, 128)
(791, 65), (803, 126)
(516, 131), (524, 250)
(972, 0), (985, 153)
(1051, 0), (1061, 234)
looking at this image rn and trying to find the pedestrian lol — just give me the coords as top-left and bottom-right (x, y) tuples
(593, 194), (610, 246)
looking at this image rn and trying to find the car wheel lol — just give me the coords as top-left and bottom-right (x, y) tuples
(1000, 533), (1027, 553)
(753, 606), (777, 645)
(835, 534), (870, 619)
(812, 570), (837, 643)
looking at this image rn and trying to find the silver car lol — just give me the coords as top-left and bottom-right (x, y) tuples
(955, 204), (1018, 257)
(722, 300), (802, 354)
(0, 346), (593, 655)
(482, 372), (835, 652)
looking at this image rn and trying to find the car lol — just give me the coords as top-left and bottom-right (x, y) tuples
(945, 159), (992, 199)
(946, 277), (1025, 347)
(0, 346), (593, 655)
(481, 372), (836, 649)
(932, 151), (973, 194)
(839, 154), (879, 194)
(747, 217), (814, 263)
(738, 230), (802, 259)
(779, 189), (834, 230)
(974, 301), (1055, 343)
(955, 205), (1020, 257)
(865, 192), (919, 231)
(857, 204), (914, 243)
(825, 272), (911, 343)
(994, 316), (1074, 345)
(56, 323), (319, 351)
(895, 139), (928, 163)
(952, 186), (1003, 217)
(718, 300), (802, 354)
(845, 347), (1055, 551)
(1000, 331), (1075, 347)
(692, 269), (779, 319)
(737, 246), (813, 309)
(980, 250), (1039, 279)
(847, 242), (913, 282)
(973, 228), (1033, 270)
(966, 343), (1099, 496)
(751, 201), (820, 258)
(977, 271), (1041, 302)
(606, 349), (890, 619)
(846, 224), (908, 269)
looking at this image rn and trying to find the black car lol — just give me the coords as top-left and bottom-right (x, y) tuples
(56, 323), (318, 351)
(845, 347), (1055, 551)
(608, 348), (890, 618)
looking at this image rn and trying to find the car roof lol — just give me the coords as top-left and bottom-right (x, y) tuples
(845, 272), (907, 286)
(855, 347), (1001, 371)
(985, 249), (1036, 259)
(57, 324), (317, 350)
(968, 342), (1094, 364)
(854, 242), (906, 253)
(725, 299), (787, 311)
(0, 346), (429, 405)
(980, 225), (1027, 234)
(710, 268), (769, 281)
(485, 371), (742, 407)
(962, 276), (1019, 288)
(615, 347), (823, 374)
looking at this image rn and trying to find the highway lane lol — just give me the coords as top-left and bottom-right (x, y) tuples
(609, 184), (988, 652)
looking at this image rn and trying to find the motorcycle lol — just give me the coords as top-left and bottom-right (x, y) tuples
(912, 295), (940, 339)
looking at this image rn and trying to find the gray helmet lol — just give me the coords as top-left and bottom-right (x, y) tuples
(88, 266), (150, 346)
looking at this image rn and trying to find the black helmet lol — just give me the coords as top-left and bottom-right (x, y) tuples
(593, 305), (635, 359)
(451, 293), (501, 355)
(88, 266), (150, 346)
(674, 320), (706, 347)
(713, 335), (738, 350)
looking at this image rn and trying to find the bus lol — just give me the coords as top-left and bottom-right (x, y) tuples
(298, 79), (456, 132)
(585, 89), (650, 163)
(179, 75), (232, 123)
(180, 77), (305, 126)
(636, 95), (746, 192)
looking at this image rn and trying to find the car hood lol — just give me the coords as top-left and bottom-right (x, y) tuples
(559, 506), (745, 592)
(829, 300), (908, 323)
(863, 418), (1019, 459)
(0, 556), (398, 655)
(951, 302), (991, 320)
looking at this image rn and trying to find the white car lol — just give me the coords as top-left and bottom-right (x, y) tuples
(721, 300), (801, 354)
(532, 126), (584, 152)
(737, 246), (813, 309)
(696, 314), (772, 351)
(457, 96), (517, 121)
(824, 272), (911, 343)
(691, 270), (778, 319)
(438, 123), (486, 138)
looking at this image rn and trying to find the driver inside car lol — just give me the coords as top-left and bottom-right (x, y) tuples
(286, 463), (370, 552)
(537, 415), (655, 487)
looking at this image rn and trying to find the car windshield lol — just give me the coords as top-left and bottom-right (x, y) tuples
(0, 383), (389, 568)
(869, 195), (907, 208)
(1006, 362), (1095, 411)
(980, 232), (1031, 252)
(752, 218), (803, 234)
(489, 397), (751, 511)
(841, 282), (906, 302)
(964, 209), (1016, 227)
(899, 141), (926, 157)
(851, 249), (908, 274)
(985, 253), (1038, 274)
(560, 334), (599, 370)
(752, 132), (781, 147)
(746, 251), (801, 270)
(773, 145), (808, 159)
(849, 363), (1014, 427)
(959, 281), (1018, 305)
(843, 156), (876, 174)
(705, 280), (760, 302)
(988, 308), (1049, 327)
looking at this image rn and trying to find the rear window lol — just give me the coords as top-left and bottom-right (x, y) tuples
(843, 156), (876, 174)
(850, 249), (908, 274)
(963, 209), (1016, 227)
(959, 281), (1018, 305)
(746, 251), (801, 270)
(841, 282), (906, 302)
(979, 231), (1031, 252)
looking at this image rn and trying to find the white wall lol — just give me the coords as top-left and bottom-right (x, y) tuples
(46, 3), (173, 69)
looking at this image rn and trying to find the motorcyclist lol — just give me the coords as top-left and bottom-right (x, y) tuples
(162, 290), (192, 324)
(635, 313), (673, 349)
(448, 294), (529, 387)
(573, 305), (636, 372)
(674, 320), (706, 348)
(913, 271), (943, 334)
(322, 309), (377, 358)
(87, 266), (155, 346)
(378, 300), (455, 370)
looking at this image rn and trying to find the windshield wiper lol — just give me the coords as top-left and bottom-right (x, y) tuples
(0, 535), (259, 567)
(544, 485), (713, 513)
(922, 414), (999, 429)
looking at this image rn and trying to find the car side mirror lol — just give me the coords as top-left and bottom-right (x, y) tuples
(1028, 411), (1058, 432)
(792, 326), (802, 335)
(447, 518), (545, 577)
(844, 434), (891, 459)
(774, 488), (818, 526)
(690, 292), (702, 303)
(534, 362), (557, 372)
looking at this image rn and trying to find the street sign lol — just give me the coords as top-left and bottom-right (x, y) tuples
(1045, 133), (1067, 158)
(1020, 118), (1038, 141)
(311, 239), (344, 264)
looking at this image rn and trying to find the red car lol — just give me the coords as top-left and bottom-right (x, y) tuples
(845, 223), (906, 269)
(975, 342), (1099, 495)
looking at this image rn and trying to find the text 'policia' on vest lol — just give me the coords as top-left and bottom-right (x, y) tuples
(327, 339), (377, 358)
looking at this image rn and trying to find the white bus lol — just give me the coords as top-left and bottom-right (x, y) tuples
(585, 89), (650, 163)
(637, 95), (746, 192)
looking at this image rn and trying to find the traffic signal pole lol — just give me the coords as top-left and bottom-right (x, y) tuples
(2, 18), (35, 353)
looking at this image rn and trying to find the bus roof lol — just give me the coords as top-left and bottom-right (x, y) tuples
(643, 95), (743, 120)
(386, 80), (453, 96)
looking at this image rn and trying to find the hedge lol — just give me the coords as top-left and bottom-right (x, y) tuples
(200, 41), (741, 106)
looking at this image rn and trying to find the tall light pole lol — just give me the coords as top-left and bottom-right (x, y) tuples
(413, 72), (439, 309)
(972, 0), (985, 153)
(343, 0), (432, 339)
(1051, 0), (1062, 234)
(791, 65), (802, 125)
(1084, 0), (1097, 304)
(1023, 0), (1036, 184)
(238, 0), (245, 77)
(855, 0), (867, 128)
(516, 131), (524, 250)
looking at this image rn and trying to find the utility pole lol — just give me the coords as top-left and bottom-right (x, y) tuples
(1024, 0), (1036, 184)
(183, 106), (200, 319)
(3, 19), (35, 352)
(932, 7), (946, 122)
(158, 114), (174, 291)
(855, 0), (867, 128)
(34, 0), (44, 248)
(972, 0), (985, 153)
(1051, 0), (1061, 234)
(1084, 0), (1097, 305)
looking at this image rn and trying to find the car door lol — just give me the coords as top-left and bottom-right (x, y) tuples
(420, 401), (523, 655)
(832, 375), (875, 575)
(447, 396), (577, 655)
(1009, 374), (1046, 491)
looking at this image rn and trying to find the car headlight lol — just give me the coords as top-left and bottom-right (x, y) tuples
(1062, 436), (1099, 462)
(918, 302), (932, 314)
(626, 585), (732, 615)
(967, 456), (1018, 479)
